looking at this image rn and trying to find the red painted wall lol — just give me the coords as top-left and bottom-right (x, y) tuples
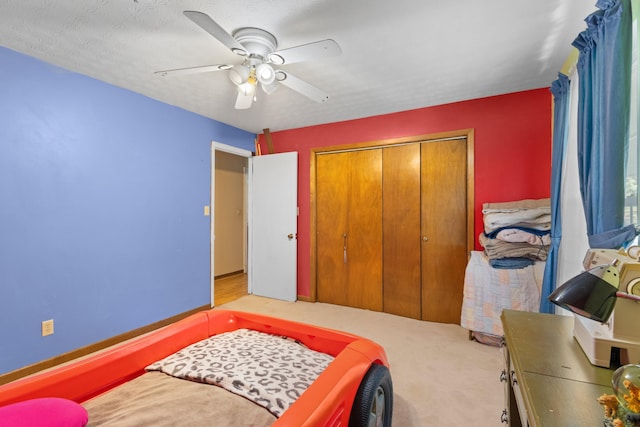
(258, 88), (552, 298)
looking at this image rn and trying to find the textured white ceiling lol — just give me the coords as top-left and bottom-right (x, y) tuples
(1, 0), (595, 134)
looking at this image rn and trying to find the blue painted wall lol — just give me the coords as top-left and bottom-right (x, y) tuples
(0, 46), (255, 374)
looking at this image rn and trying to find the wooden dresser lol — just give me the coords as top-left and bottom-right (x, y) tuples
(501, 309), (614, 426)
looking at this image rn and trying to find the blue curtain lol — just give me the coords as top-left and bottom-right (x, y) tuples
(540, 74), (571, 314)
(573, 0), (636, 249)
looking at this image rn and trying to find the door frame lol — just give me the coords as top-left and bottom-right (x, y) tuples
(309, 128), (475, 302)
(210, 141), (253, 307)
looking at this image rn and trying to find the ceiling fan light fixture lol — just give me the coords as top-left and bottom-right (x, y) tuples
(238, 81), (256, 97)
(229, 65), (250, 85)
(238, 71), (258, 97)
(261, 80), (280, 95)
(256, 63), (276, 85)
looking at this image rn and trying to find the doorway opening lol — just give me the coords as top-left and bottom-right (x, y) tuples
(211, 143), (252, 306)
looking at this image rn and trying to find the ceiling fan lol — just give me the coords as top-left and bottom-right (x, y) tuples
(155, 11), (342, 109)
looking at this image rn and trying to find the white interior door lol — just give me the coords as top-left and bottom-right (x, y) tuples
(249, 152), (298, 301)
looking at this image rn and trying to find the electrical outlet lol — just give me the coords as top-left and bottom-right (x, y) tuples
(42, 319), (54, 336)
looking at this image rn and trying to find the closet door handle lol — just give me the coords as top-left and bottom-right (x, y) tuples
(422, 236), (428, 242)
(343, 233), (348, 264)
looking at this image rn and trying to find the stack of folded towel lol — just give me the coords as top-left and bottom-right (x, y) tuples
(479, 198), (551, 269)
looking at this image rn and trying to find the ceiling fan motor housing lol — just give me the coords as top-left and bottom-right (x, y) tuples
(232, 27), (277, 59)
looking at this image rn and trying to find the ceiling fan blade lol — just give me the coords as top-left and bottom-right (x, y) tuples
(183, 11), (247, 55)
(155, 64), (231, 77)
(235, 90), (254, 109)
(277, 71), (330, 103)
(269, 39), (341, 65)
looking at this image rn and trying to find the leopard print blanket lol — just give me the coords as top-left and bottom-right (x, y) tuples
(146, 328), (335, 417)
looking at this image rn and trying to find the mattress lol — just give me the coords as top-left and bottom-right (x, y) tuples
(460, 251), (545, 337)
(83, 371), (276, 426)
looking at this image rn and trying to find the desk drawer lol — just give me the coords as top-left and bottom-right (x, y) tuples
(501, 345), (510, 423)
(510, 355), (528, 427)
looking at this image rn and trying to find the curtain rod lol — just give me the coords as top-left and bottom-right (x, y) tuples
(316, 135), (467, 155)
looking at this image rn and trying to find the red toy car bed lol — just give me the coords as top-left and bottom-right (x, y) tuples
(0, 309), (393, 426)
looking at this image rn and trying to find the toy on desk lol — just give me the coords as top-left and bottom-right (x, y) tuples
(623, 379), (640, 413)
(601, 364), (640, 427)
(598, 393), (620, 418)
(613, 365), (640, 413)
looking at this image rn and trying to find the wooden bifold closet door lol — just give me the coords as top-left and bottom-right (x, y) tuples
(315, 134), (471, 323)
(420, 139), (468, 323)
(316, 149), (383, 311)
(382, 144), (422, 319)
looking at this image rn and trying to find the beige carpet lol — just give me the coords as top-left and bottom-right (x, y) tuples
(216, 295), (504, 427)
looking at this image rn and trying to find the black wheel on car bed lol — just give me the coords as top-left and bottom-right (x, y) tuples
(349, 364), (393, 427)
